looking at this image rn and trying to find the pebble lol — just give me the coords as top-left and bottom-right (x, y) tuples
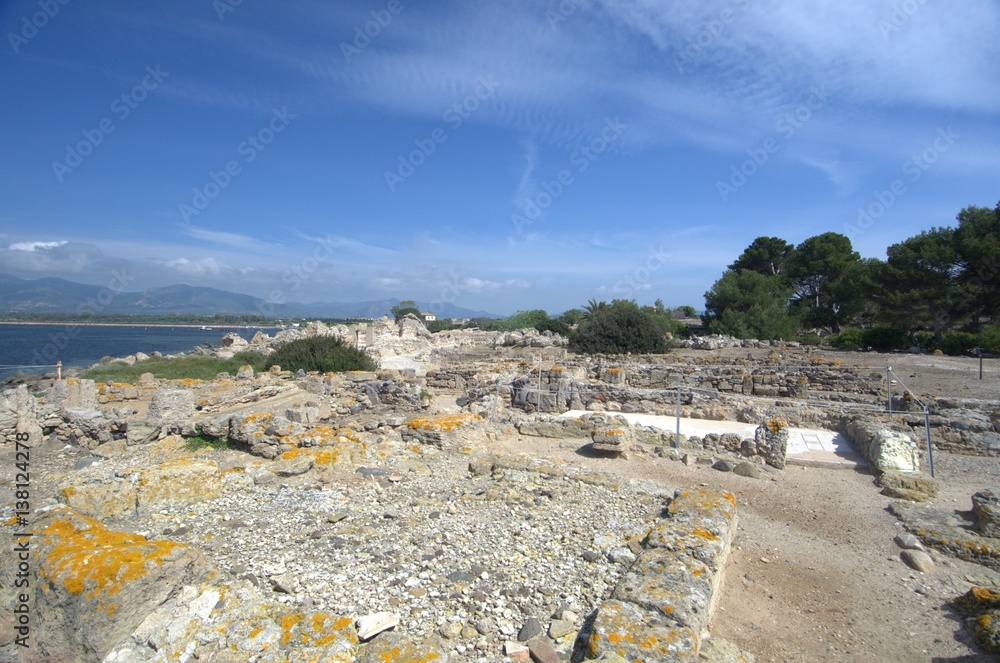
(527, 636), (560, 663)
(518, 617), (543, 642)
(548, 618), (575, 639)
(894, 533), (925, 551)
(901, 549), (936, 573)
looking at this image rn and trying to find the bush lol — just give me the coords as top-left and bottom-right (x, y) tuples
(264, 336), (378, 373)
(798, 333), (822, 346)
(976, 325), (1000, 354)
(940, 332), (979, 356)
(828, 327), (864, 350)
(570, 300), (668, 355)
(861, 326), (908, 351)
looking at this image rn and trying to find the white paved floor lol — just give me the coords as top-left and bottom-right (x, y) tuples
(559, 410), (864, 467)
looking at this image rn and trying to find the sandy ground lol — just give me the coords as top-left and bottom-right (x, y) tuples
(492, 434), (1000, 663)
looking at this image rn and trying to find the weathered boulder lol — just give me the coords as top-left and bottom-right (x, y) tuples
(25, 506), (214, 662)
(145, 389), (196, 438)
(59, 477), (138, 520)
(877, 471), (939, 501)
(870, 429), (920, 473)
(217, 332), (250, 358)
(0, 384), (43, 447)
(754, 418), (789, 469)
(953, 586), (1000, 654)
(973, 489), (1000, 539)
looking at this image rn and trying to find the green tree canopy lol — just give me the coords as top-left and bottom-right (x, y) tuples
(391, 300), (421, 321)
(703, 270), (799, 340)
(786, 232), (863, 331)
(873, 227), (962, 341)
(728, 236), (794, 276)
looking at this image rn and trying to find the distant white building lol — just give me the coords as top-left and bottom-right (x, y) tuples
(421, 312), (436, 322)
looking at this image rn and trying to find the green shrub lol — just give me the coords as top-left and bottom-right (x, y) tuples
(940, 332), (979, 356)
(828, 327), (864, 350)
(798, 333), (822, 346)
(976, 325), (1000, 353)
(861, 326), (908, 351)
(570, 300), (668, 355)
(910, 330), (936, 350)
(263, 336), (377, 373)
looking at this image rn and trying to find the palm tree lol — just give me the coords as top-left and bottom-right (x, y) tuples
(583, 298), (608, 320)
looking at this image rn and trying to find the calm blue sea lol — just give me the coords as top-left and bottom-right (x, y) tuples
(0, 324), (276, 380)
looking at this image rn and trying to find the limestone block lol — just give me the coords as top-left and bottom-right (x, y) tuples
(611, 551), (713, 631)
(588, 599), (698, 662)
(146, 389), (196, 436)
(870, 429), (920, 473)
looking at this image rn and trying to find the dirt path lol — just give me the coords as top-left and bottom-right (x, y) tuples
(494, 435), (1000, 662)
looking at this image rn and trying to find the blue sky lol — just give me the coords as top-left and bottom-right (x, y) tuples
(1, 0), (999, 316)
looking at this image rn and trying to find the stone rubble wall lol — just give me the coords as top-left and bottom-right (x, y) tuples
(586, 488), (739, 662)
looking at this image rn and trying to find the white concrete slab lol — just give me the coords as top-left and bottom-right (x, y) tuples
(559, 410), (865, 468)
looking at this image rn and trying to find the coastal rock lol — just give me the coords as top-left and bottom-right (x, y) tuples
(27, 506), (215, 662)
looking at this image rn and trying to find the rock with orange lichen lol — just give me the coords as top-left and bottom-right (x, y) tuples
(26, 505), (214, 662)
(102, 577), (360, 662)
(954, 587), (1000, 653)
(754, 418), (789, 469)
(588, 599), (698, 662)
(58, 477), (138, 520)
(355, 631), (450, 663)
(611, 551), (714, 632)
(403, 413), (484, 450)
(136, 458), (222, 514)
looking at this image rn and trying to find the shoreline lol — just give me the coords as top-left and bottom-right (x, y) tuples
(0, 321), (278, 329)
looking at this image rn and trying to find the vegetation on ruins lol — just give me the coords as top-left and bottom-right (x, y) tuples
(82, 336), (377, 382)
(569, 299), (678, 355)
(704, 201), (1000, 354)
(83, 352), (266, 382)
(263, 336), (378, 373)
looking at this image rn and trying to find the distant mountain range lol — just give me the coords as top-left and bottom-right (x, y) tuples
(0, 273), (499, 319)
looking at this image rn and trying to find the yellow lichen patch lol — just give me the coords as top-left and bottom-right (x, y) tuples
(281, 612), (304, 644)
(174, 378), (204, 388)
(248, 626), (264, 639)
(278, 447), (340, 467)
(41, 514), (182, 599)
(407, 413), (483, 432)
(244, 412), (274, 425)
(765, 417), (788, 433)
(691, 528), (719, 541)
